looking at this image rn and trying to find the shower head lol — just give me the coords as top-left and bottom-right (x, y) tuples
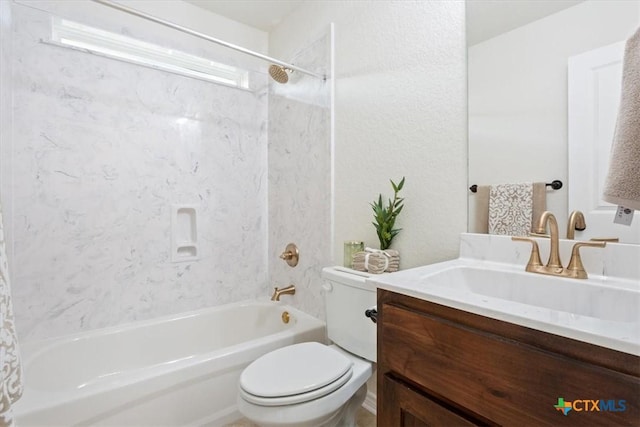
(268, 64), (292, 84)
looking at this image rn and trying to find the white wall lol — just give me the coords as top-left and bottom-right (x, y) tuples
(270, 1), (468, 269)
(468, 0), (640, 234)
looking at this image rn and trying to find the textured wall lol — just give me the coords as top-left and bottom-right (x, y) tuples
(6, 4), (269, 341)
(270, 1), (468, 271)
(268, 32), (332, 320)
(269, 2), (466, 412)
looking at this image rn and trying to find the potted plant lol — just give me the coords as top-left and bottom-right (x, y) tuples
(370, 177), (405, 250)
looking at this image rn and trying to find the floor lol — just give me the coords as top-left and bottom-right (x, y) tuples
(225, 406), (376, 427)
(356, 407), (376, 427)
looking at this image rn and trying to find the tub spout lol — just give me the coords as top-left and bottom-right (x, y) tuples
(271, 285), (295, 301)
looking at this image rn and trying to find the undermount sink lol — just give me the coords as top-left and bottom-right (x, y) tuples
(421, 265), (639, 323)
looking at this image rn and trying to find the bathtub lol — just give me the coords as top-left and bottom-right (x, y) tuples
(14, 300), (326, 426)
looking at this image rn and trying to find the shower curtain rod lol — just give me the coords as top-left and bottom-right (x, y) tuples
(91, 0), (326, 81)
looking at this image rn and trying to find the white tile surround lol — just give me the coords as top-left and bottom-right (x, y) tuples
(0, 2), (12, 265)
(1, 2), (333, 342)
(4, 4), (274, 341)
(268, 31), (332, 320)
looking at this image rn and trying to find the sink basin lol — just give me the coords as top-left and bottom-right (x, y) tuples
(422, 266), (639, 323)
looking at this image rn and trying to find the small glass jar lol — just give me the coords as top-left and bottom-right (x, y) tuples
(343, 241), (364, 268)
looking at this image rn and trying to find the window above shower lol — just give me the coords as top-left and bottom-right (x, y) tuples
(50, 18), (250, 90)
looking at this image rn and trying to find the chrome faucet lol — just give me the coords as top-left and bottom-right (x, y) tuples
(567, 210), (586, 239)
(512, 211), (606, 279)
(271, 284), (295, 301)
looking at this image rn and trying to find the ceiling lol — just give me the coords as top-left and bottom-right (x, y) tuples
(183, 0), (303, 32)
(466, 0), (584, 45)
(185, 0), (585, 44)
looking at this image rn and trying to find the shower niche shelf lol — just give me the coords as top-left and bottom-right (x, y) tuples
(171, 205), (199, 262)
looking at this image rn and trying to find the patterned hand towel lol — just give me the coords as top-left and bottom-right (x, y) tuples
(478, 182), (546, 235)
(488, 183), (533, 236)
(603, 27), (640, 210)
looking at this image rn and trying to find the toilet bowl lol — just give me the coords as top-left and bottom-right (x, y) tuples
(237, 267), (377, 427)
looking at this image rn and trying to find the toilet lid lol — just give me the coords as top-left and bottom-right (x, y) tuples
(239, 367), (352, 406)
(240, 342), (353, 402)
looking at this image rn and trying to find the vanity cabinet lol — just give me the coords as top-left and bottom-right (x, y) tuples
(377, 289), (640, 426)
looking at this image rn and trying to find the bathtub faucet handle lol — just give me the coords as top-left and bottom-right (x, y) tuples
(279, 243), (299, 267)
(271, 284), (296, 301)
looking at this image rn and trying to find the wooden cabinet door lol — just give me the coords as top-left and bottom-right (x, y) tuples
(380, 375), (484, 427)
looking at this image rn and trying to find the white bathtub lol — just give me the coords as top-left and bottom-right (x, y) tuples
(14, 300), (326, 426)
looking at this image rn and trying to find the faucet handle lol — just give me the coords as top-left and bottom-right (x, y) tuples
(279, 243), (299, 267)
(565, 241), (606, 279)
(511, 237), (544, 272)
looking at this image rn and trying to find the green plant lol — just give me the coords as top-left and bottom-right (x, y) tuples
(370, 177), (405, 250)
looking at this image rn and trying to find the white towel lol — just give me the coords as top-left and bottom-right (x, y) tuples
(603, 27), (640, 210)
(0, 203), (23, 426)
(488, 183), (533, 236)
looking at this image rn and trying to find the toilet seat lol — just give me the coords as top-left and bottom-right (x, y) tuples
(239, 368), (353, 406)
(239, 342), (353, 407)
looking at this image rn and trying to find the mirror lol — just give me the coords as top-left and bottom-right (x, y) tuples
(466, 0), (640, 243)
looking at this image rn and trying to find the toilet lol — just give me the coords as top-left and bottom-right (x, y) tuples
(237, 267), (377, 427)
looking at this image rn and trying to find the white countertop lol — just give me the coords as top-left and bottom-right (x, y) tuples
(366, 233), (640, 356)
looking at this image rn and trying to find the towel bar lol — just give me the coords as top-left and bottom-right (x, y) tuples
(469, 180), (563, 193)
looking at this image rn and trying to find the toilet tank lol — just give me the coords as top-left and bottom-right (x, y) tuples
(321, 267), (377, 362)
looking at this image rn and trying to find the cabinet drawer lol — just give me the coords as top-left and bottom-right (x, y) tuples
(380, 303), (640, 426)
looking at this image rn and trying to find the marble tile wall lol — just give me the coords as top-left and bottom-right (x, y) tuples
(268, 30), (332, 320)
(0, 1), (13, 262)
(6, 5), (269, 341)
